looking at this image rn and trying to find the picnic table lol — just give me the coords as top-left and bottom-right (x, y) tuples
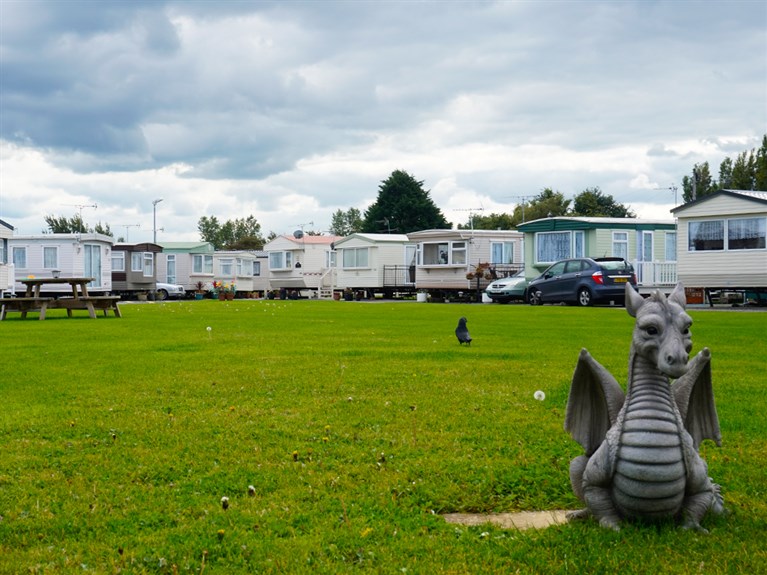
(0, 277), (121, 320)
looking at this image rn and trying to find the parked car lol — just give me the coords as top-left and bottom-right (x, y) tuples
(485, 269), (528, 303)
(526, 257), (636, 306)
(155, 282), (186, 300)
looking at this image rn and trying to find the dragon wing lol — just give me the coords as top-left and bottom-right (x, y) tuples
(672, 347), (721, 449)
(565, 349), (626, 455)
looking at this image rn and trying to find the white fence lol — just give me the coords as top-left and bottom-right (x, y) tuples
(632, 260), (677, 287)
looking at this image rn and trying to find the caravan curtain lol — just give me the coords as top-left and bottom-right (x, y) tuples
(728, 217), (766, 250)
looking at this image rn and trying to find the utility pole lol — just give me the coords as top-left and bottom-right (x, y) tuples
(504, 196), (531, 223)
(152, 199), (163, 243)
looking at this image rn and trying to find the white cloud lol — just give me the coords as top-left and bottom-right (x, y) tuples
(1, 0), (764, 239)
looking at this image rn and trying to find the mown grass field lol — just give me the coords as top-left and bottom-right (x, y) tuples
(1, 299), (765, 574)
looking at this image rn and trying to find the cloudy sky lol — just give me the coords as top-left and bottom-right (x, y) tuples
(1, 0), (765, 241)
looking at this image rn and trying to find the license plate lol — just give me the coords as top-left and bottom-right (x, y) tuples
(614, 277), (628, 283)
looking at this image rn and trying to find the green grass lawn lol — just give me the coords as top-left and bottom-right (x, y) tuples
(1, 299), (765, 574)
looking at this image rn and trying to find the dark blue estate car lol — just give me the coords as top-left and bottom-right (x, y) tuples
(526, 257), (636, 306)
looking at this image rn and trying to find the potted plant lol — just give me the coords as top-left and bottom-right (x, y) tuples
(194, 281), (206, 300)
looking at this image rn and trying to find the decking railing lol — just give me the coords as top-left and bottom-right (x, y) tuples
(632, 260), (677, 287)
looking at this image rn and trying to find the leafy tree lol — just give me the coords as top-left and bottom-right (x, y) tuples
(329, 208), (363, 236)
(572, 187), (636, 218)
(361, 170), (450, 233)
(729, 149), (757, 190)
(94, 222), (112, 236)
(198, 215), (265, 250)
(43, 214), (112, 235)
(756, 135), (767, 191)
(523, 188), (572, 222)
(681, 162), (716, 203)
(457, 212), (515, 230)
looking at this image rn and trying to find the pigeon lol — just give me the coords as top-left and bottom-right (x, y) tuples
(455, 316), (472, 345)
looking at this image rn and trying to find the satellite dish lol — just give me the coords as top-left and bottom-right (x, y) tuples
(293, 229), (304, 239)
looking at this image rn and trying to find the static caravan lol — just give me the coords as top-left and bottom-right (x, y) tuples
(156, 242), (216, 292)
(212, 250), (269, 296)
(264, 234), (341, 297)
(671, 189), (767, 304)
(516, 217), (678, 292)
(333, 233), (414, 297)
(8, 233), (114, 294)
(0, 219), (13, 296)
(111, 242), (163, 296)
(406, 229), (524, 296)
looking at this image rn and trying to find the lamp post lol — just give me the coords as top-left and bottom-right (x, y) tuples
(152, 199), (163, 243)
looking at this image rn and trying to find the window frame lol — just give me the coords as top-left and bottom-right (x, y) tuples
(687, 217), (767, 252)
(418, 241), (467, 266)
(112, 251), (126, 272)
(42, 246), (59, 269)
(193, 254), (214, 274)
(269, 251), (293, 270)
(342, 247), (370, 269)
(727, 216), (766, 250)
(12, 246), (27, 268)
(535, 231), (584, 265)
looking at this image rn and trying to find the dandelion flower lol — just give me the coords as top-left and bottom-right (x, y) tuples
(217, 529), (225, 540)
(292, 450), (299, 461)
(221, 496), (229, 510)
(534, 390), (546, 401)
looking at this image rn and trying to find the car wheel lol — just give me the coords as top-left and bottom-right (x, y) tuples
(156, 289), (168, 301)
(527, 288), (542, 305)
(577, 287), (592, 307)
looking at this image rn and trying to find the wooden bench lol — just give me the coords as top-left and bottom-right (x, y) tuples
(0, 296), (121, 320)
(0, 297), (54, 320)
(50, 296), (122, 318)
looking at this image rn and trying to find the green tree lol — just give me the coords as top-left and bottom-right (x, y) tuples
(523, 188), (571, 222)
(43, 214), (112, 235)
(198, 215), (265, 250)
(718, 157), (734, 190)
(362, 170), (450, 233)
(572, 187), (636, 218)
(329, 208), (363, 236)
(730, 150), (756, 190)
(457, 212), (515, 230)
(681, 162), (716, 203)
(756, 135), (767, 191)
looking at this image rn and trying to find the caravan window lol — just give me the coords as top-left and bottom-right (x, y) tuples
(342, 247), (369, 269)
(728, 217), (766, 250)
(420, 241), (465, 265)
(536, 231), (584, 264)
(688, 221), (724, 251)
(490, 242), (514, 264)
(193, 254), (214, 274)
(269, 251), (293, 270)
(12, 247), (26, 268)
(220, 258), (234, 276)
(43, 246), (58, 269)
(112, 251), (125, 272)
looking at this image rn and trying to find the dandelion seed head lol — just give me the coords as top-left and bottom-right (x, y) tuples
(534, 390), (546, 401)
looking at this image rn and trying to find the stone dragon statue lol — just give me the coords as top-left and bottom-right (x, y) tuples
(565, 283), (724, 531)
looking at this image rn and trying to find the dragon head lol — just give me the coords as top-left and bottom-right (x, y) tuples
(625, 283), (693, 379)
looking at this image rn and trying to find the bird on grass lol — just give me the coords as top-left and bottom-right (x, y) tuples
(455, 317), (472, 345)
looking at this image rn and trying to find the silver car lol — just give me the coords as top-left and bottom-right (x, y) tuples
(485, 269), (528, 303)
(155, 282), (186, 300)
